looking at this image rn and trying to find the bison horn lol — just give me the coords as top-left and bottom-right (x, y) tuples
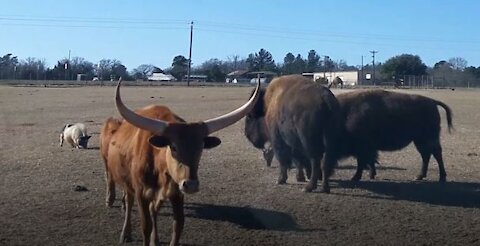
(115, 78), (168, 135)
(204, 79), (261, 134)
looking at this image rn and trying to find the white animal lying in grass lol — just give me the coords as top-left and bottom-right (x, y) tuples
(59, 123), (91, 149)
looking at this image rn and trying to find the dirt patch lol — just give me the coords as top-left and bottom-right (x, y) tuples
(0, 85), (479, 245)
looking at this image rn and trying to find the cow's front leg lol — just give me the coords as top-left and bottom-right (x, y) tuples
(169, 194), (184, 246)
(149, 202), (159, 246)
(119, 192), (134, 243)
(137, 192), (153, 246)
(59, 134), (64, 147)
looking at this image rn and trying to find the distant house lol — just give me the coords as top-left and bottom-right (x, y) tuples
(226, 70), (250, 83)
(184, 74), (208, 82)
(226, 70), (276, 84)
(303, 70), (360, 86)
(248, 71), (277, 84)
(148, 73), (176, 81)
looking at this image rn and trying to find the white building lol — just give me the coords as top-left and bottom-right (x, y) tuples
(304, 71), (360, 86)
(148, 73), (176, 81)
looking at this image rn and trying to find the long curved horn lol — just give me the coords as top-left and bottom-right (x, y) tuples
(204, 79), (261, 134)
(115, 78), (168, 135)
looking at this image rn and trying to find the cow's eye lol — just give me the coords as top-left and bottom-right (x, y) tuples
(170, 145), (177, 152)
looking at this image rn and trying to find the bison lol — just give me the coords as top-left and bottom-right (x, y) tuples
(244, 74), (340, 193)
(103, 79), (260, 245)
(333, 89), (453, 182)
(59, 123), (91, 149)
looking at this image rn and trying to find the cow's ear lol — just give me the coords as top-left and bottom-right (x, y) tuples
(149, 135), (170, 148)
(204, 136), (221, 149)
(85, 135), (92, 139)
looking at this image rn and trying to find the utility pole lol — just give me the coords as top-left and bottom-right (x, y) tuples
(323, 55), (329, 81)
(360, 55), (364, 86)
(370, 50), (378, 86)
(65, 49), (71, 81)
(187, 21), (193, 86)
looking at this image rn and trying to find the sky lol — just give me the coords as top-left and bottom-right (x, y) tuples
(1, 0), (479, 70)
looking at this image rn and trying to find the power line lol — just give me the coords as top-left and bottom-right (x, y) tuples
(0, 15), (478, 45)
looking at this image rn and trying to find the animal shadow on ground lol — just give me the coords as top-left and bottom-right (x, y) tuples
(178, 202), (309, 232)
(336, 163), (407, 171)
(334, 180), (480, 208)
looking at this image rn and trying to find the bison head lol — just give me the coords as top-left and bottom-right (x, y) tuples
(244, 88), (269, 150)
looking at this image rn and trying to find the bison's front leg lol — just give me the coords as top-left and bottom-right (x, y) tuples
(303, 157), (320, 192)
(262, 146), (274, 167)
(169, 194), (184, 246)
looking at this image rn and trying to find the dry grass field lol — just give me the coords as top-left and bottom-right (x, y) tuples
(0, 84), (479, 245)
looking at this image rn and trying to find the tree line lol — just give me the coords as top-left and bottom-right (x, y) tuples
(1, 49), (479, 87)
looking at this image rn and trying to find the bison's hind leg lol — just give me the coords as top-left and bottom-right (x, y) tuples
(272, 140), (292, 185)
(352, 151), (378, 181)
(414, 139), (446, 182)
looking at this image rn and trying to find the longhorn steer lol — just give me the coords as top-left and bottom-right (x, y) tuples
(104, 79), (260, 245)
(334, 89), (453, 182)
(59, 123), (91, 149)
(99, 117), (123, 207)
(244, 74), (340, 193)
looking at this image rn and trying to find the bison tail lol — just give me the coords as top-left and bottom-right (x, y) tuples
(435, 100), (454, 133)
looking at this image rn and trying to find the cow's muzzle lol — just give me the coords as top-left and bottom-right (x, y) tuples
(179, 179), (199, 194)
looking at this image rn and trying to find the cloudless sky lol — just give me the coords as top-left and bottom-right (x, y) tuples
(1, 0), (479, 70)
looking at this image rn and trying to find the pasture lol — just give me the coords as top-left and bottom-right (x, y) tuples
(0, 84), (479, 245)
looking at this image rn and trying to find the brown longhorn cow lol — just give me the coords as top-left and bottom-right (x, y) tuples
(99, 117), (123, 207)
(102, 79), (260, 246)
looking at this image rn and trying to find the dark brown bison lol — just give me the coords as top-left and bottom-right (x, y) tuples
(334, 89), (453, 182)
(328, 76), (344, 89)
(244, 75), (340, 193)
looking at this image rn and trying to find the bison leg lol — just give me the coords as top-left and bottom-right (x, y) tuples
(273, 144), (292, 185)
(262, 147), (274, 167)
(169, 194), (184, 246)
(119, 192), (134, 243)
(292, 151), (311, 182)
(303, 157), (321, 192)
(368, 162), (377, 180)
(415, 140), (447, 182)
(318, 151), (337, 193)
(351, 161), (364, 181)
(352, 150), (377, 181)
(432, 145), (447, 182)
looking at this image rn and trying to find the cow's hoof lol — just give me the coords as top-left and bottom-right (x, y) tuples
(439, 176), (447, 183)
(120, 234), (132, 243)
(276, 179), (287, 185)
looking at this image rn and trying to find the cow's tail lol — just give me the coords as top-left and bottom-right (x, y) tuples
(435, 100), (454, 133)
